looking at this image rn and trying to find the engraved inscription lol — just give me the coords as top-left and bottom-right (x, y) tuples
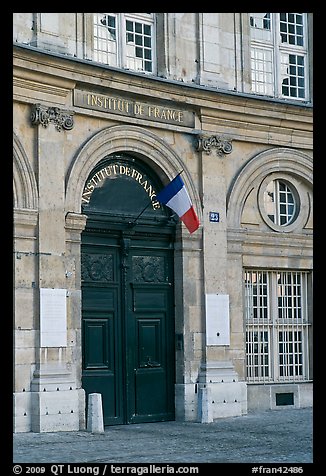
(73, 90), (195, 127)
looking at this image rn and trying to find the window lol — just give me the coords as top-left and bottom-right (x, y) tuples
(93, 13), (155, 73)
(245, 270), (311, 383)
(250, 13), (309, 101)
(257, 173), (309, 233)
(263, 179), (297, 226)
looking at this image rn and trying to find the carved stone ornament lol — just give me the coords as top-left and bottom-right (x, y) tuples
(196, 134), (233, 156)
(31, 103), (74, 131)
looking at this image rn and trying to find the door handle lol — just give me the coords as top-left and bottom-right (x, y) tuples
(143, 356), (160, 368)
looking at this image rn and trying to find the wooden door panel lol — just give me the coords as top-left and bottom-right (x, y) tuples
(135, 368), (167, 417)
(83, 318), (110, 370)
(82, 288), (116, 311)
(82, 306), (122, 425)
(82, 373), (120, 423)
(127, 248), (175, 423)
(137, 318), (162, 369)
(82, 243), (123, 425)
(133, 315), (169, 420)
(133, 287), (167, 312)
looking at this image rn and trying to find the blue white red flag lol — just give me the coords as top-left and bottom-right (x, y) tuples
(156, 174), (200, 233)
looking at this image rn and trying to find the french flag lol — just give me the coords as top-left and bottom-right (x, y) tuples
(157, 174), (200, 233)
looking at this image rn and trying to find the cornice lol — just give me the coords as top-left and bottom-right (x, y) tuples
(227, 227), (313, 247)
(13, 43), (313, 114)
(13, 44), (313, 148)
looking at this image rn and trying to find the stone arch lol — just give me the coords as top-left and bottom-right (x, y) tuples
(65, 124), (202, 221)
(226, 147), (313, 229)
(13, 132), (38, 210)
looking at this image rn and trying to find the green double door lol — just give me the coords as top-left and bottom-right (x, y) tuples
(81, 230), (175, 425)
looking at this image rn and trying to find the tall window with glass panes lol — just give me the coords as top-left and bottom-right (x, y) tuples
(245, 13), (312, 386)
(245, 270), (311, 383)
(250, 13), (309, 101)
(93, 13), (155, 73)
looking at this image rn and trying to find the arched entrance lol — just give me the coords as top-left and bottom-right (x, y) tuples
(81, 154), (176, 425)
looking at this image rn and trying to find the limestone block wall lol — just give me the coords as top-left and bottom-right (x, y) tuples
(13, 126), (39, 431)
(247, 383), (313, 412)
(13, 210), (38, 432)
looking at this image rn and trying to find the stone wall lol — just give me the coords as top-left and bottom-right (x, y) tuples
(13, 13), (313, 431)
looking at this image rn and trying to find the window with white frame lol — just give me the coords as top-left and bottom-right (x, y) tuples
(245, 270), (311, 383)
(263, 179), (297, 226)
(93, 13), (155, 73)
(250, 13), (309, 101)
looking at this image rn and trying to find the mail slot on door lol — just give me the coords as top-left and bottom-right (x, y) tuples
(205, 294), (230, 346)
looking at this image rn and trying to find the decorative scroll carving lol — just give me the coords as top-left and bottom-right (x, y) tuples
(81, 253), (113, 282)
(132, 256), (166, 283)
(31, 103), (74, 131)
(196, 135), (233, 156)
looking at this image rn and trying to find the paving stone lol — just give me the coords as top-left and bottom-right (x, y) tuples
(13, 408), (313, 464)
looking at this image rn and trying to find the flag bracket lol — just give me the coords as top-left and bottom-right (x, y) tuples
(127, 202), (151, 228)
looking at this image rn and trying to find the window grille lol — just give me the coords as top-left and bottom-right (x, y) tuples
(245, 270), (311, 383)
(93, 13), (154, 73)
(250, 13), (309, 101)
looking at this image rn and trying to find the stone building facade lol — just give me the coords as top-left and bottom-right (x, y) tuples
(13, 13), (313, 432)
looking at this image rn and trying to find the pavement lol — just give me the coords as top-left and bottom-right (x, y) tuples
(12, 407), (314, 465)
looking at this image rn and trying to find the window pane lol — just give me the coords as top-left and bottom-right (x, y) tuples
(144, 24), (151, 35)
(93, 13), (117, 65)
(251, 47), (274, 96)
(124, 17), (153, 73)
(126, 20), (133, 32)
(135, 46), (142, 58)
(135, 22), (142, 33)
(127, 32), (134, 43)
(144, 36), (151, 47)
(281, 54), (305, 100)
(279, 13), (304, 47)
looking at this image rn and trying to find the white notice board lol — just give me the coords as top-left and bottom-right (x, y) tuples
(40, 288), (67, 347)
(205, 294), (230, 346)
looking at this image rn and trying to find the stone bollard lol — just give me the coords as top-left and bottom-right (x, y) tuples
(87, 393), (104, 433)
(198, 386), (213, 423)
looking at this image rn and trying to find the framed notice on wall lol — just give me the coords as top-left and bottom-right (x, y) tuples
(205, 294), (230, 346)
(40, 288), (67, 347)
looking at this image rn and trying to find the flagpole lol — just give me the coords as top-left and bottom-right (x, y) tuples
(175, 169), (184, 179)
(128, 201), (151, 227)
